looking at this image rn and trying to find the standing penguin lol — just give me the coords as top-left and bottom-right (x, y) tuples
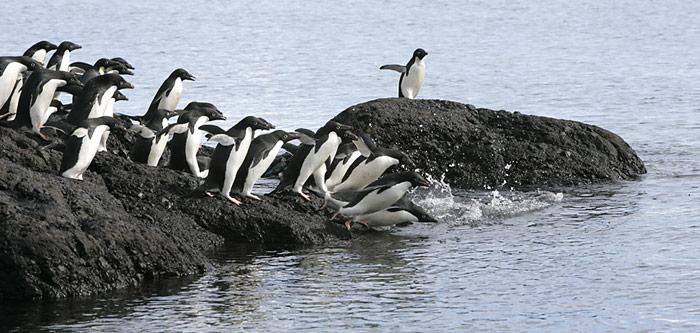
(142, 68), (195, 128)
(330, 132), (413, 193)
(0, 56), (42, 116)
(97, 90), (128, 152)
(1, 69), (83, 138)
(166, 102), (225, 177)
(57, 117), (123, 180)
(232, 130), (300, 200)
(380, 48), (428, 99)
(66, 73), (133, 124)
(23, 41), (58, 65)
(46, 41), (82, 72)
(197, 116), (275, 204)
(329, 171), (431, 223)
(129, 108), (179, 166)
(273, 121), (356, 200)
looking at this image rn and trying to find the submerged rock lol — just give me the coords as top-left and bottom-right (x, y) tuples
(332, 98), (646, 189)
(0, 123), (349, 301)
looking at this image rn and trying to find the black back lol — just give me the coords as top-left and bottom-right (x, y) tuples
(67, 73), (131, 124)
(232, 130), (290, 192)
(46, 41), (81, 70)
(143, 68), (194, 122)
(13, 69), (77, 128)
(23, 41), (57, 58)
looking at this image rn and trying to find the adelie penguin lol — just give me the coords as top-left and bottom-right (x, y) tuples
(328, 171), (431, 228)
(273, 121), (357, 200)
(165, 102), (225, 177)
(46, 41), (82, 72)
(70, 58), (134, 84)
(66, 73), (133, 124)
(353, 194), (437, 230)
(232, 130), (301, 200)
(23, 41), (58, 66)
(142, 68), (196, 128)
(380, 48), (428, 99)
(0, 56), (42, 118)
(1, 69), (83, 139)
(197, 116), (275, 204)
(330, 131), (413, 192)
(129, 108), (179, 166)
(97, 90), (128, 152)
(50, 117), (123, 180)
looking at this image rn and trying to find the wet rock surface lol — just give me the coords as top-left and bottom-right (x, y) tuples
(0, 121), (349, 301)
(332, 98), (646, 189)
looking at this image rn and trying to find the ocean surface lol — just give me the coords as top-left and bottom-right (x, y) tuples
(2, 0), (699, 331)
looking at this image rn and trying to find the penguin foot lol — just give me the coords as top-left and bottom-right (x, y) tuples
(224, 195), (242, 205)
(247, 194), (261, 201)
(331, 212), (339, 220)
(299, 192), (311, 201)
(344, 220), (353, 230)
(205, 191), (215, 197)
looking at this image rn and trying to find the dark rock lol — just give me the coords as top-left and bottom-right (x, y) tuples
(332, 98), (646, 189)
(0, 120), (349, 301)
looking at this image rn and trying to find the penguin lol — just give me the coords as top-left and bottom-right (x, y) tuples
(56, 117), (123, 180)
(197, 116), (275, 204)
(2, 69), (83, 138)
(22, 41), (58, 66)
(330, 132), (414, 192)
(66, 73), (133, 124)
(380, 48), (428, 99)
(329, 171), (431, 224)
(46, 41), (82, 72)
(110, 57), (134, 70)
(353, 194), (437, 229)
(0, 56), (42, 116)
(71, 58), (133, 84)
(324, 142), (363, 191)
(128, 108), (179, 166)
(143, 68), (195, 128)
(232, 130), (301, 200)
(166, 102), (226, 177)
(273, 121), (356, 200)
(97, 90), (128, 152)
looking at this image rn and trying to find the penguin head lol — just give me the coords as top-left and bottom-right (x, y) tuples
(173, 68), (196, 81)
(57, 72), (85, 95)
(413, 48), (428, 60)
(23, 41), (58, 56)
(110, 57), (134, 70)
(405, 201), (437, 222)
(320, 121), (355, 140)
(388, 149), (415, 167)
(236, 116), (275, 131)
(184, 102), (225, 121)
(58, 41), (82, 52)
(402, 171), (431, 188)
(18, 56), (43, 71)
(113, 90), (128, 102)
(267, 130), (298, 142)
(103, 73), (134, 90)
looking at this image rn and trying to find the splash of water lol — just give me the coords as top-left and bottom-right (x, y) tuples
(411, 173), (563, 226)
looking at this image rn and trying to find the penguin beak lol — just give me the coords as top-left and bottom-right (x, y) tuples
(120, 81), (134, 89)
(183, 73), (196, 81)
(260, 119), (275, 130)
(344, 131), (358, 141)
(417, 175), (431, 187)
(286, 132), (302, 140)
(70, 43), (82, 51)
(47, 43), (58, 51)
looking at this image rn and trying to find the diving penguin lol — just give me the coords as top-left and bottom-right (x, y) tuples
(380, 48), (428, 99)
(197, 116), (275, 204)
(273, 121), (356, 200)
(353, 194), (437, 229)
(46, 41), (82, 72)
(232, 130), (301, 200)
(56, 116), (123, 180)
(165, 102), (226, 177)
(142, 68), (195, 128)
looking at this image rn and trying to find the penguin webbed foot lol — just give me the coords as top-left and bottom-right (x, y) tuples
(223, 194), (242, 206)
(246, 194), (261, 201)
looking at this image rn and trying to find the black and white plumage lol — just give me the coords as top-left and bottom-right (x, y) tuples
(71, 58), (134, 84)
(46, 41), (82, 72)
(330, 131), (413, 192)
(22, 41), (58, 66)
(232, 130), (300, 200)
(57, 116), (122, 180)
(0, 56), (42, 117)
(273, 121), (356, 200)
(97, 90), (128, 152)
(380, 48), (428, 99)
(66, 73), (133, 124)
(129, 108), (179, 166)
(197, 116), (275, 204)
(329, 171), (431, 222)
(1, 69), (83, 138)
(142, 68), (195, 128)
(353, 194), (437, 229)
(166, 102), (225, 177)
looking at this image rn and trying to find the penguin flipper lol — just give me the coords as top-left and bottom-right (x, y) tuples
(156, 123), (188, 137)
(379, 64), (406, 73)
(200, 124), (226, 137)
(294, 128), (316, 145)
(282, 142), (299, 154)
(208, 134), (236, 146)
(43, 120), (77, 136)
(353, 133), (376, 157)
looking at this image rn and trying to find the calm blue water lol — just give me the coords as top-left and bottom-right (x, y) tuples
(2, 0), (699, 331)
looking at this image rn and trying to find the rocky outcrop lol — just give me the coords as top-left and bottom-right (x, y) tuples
(0, 124), (349, 301)
(332, 98), (646, 189)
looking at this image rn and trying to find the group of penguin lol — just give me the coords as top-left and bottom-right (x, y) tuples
(0, 41), (435, 230)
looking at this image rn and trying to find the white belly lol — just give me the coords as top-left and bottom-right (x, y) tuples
(401, 59), (425, 99)
(7, 76), (23, 118)
(333, 156), (398, 192)
(158, 78), (182, 111)
(0, 63), (24, 107)
(295, 133), (341, 188)
(62, 126), (108, 179)
(326, 151), (362, 190)
(30, 79), (65, 131)
(58, 50), (70, 72)
(357, 209), (418, 228)
(341, 182), (412, 216)
(32, 49), (47, 65)
(148, 136), (170, 166)
(90, 86), (117, 118)
(244, 141), (283, 194)
(185, 116), (209, 177)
